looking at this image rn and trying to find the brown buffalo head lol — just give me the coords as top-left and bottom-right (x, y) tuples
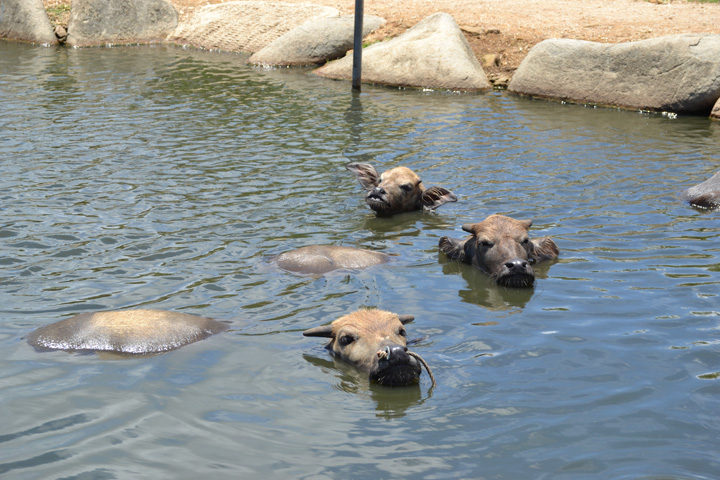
(439, 214), (559, 288)
(346, 162), (457, 215)
(303, 309), (433, 387)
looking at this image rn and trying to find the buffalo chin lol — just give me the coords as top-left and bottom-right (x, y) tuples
(366, 196), (390, 212)
(370, 362), (421, 387)
(497, 273), (535, 288)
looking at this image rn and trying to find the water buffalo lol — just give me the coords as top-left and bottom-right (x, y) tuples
(275, 245), (390, 274)
(346, 162), (457, 215)
(303, 309), (435, 387)
(682, 169), (720, 210)
(439, 214), (559, 288)
(27, 309), (229, 354)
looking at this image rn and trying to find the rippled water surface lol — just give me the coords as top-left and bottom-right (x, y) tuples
(1, 43), (719, 479)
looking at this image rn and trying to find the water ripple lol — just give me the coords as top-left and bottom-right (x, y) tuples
(1, 42), (719, 479)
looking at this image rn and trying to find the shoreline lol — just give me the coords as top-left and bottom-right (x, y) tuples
(43, 0), (720, 77)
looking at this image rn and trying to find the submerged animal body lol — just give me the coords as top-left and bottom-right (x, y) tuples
(303, 309), (434, 387)
(439, 214), (559, 288)
(346, 162), (457, 215)
(275, 245), (389, 274)
(27, 309), (229, 354)
(683, 169), (720, 210)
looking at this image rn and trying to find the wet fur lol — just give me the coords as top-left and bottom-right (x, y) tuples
(275, 245), (389, 274)
(27, 309), (229, 354)
(439, 215), (559, 288)
(303, 309), (423, 386)
(346, 162), (457, 215)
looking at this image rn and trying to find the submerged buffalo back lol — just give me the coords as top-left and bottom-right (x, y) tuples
(276, 245), (389, 274)
(27, 309), (229, 354)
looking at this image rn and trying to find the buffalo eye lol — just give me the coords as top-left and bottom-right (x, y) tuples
(400, 184), (413, 192)
(480, 240), (494, 248)
(339, 335), (356, 347)
(398, 328), (406, 337)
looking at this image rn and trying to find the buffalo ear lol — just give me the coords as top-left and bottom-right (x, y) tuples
(303, 324), (334, 338)
(530, 237), (559, 261)
(461, 223), (477, 234)
(438, 236), (465, 261)
(397, 314), (415, 324)
(346, 162), (380, 191)
(421, 186), (457, 210)
(521, 219), (533, 230)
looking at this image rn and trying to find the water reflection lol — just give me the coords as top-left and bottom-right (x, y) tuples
(344, 91), (366, 161)
(302, 354), (426, 418)
(438, 253), (559, 310)
(2, 42), (720, 480)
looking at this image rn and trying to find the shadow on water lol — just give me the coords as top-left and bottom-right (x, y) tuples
(303, 354), (426, 419)
(359, 210), (459, 238)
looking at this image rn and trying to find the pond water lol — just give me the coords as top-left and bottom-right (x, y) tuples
(1, 42), (719, 479)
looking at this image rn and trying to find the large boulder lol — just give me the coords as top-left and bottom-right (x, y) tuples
(508, 34), (720, 114)
(170, 1), (339, 53)
(0, 0), (57, 45)
(66, 0), (178, 47)
(313, 12), (491, 91)
(248, 15), (385, 66)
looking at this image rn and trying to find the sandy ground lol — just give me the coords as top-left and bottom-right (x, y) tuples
(44, 0), (720, 80)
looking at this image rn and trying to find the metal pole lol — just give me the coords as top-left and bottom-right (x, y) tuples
(351, 0), (364, 91)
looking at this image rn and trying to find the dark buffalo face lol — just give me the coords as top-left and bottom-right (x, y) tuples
(439, 215), (559, 288)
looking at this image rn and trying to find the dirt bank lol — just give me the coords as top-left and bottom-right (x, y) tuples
(44, 0), (720, 80)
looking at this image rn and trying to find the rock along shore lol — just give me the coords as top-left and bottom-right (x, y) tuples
(5, 0), (720, 117)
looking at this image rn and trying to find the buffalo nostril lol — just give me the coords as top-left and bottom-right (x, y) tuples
(505, 259), (528, 270)
(390, 345), (408, 357)
(378, 344), (409, 361)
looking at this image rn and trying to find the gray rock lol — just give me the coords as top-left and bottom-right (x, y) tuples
(508, 34), (720, 114)
(682, 169), (720, 210)
(0, 0), (57, 45)
(66, 0), (178, 47)
(313, 12), (491, 91)
(170, 1), (339, 54)
(248, 15), (385, 66)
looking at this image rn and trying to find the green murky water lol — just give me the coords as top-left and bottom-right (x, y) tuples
(1, 43), (719, 479)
